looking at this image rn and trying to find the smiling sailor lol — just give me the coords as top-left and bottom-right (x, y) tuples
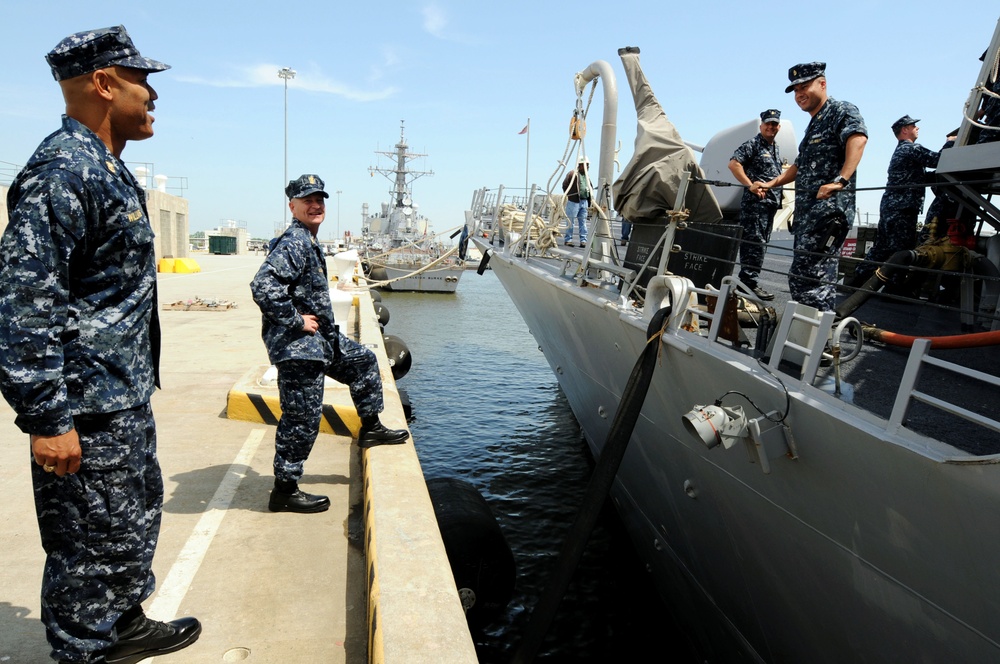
(753, 62), (868, 312)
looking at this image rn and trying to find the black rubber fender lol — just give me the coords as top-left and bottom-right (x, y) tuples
(382, 334), (412, 381)
(425, 477), (516, 629)
(374, 302), (390, 327)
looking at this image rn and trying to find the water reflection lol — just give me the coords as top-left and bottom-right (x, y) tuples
(379, 271), (693, 663)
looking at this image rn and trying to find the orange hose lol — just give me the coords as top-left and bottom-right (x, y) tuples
(864, 327), (1000, 349)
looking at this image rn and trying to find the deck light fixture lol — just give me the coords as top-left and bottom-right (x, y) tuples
(683, 404), (748, 450)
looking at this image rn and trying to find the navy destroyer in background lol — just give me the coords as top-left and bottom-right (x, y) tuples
(467, 22), (1000, 663)
(361, 122), (464, 293)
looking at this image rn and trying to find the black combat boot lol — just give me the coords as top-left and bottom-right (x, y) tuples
(358, 418), (409, 448)
(268, 479), (330, 513)
(104, 607), (201, 664)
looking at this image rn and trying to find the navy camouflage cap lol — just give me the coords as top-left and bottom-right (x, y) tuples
(286, 174), (330, 200)
(760, 109), (781, 123)
(785, 62), (826, 93)
(891, 114), (920, 133)
(46, 25), (170, 82)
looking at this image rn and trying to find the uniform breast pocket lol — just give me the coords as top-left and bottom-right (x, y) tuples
(119, 217), (155, 248)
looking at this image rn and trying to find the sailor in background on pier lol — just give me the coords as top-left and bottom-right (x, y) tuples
(729, 108), (785, 301)
(754, 61), (868, 311)
(853, 115), (942, 287)
(0, 25), (202, 664)
(251, 174), (409, 515)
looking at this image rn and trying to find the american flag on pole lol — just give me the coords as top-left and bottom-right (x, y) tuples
(518, 124), (528, 135)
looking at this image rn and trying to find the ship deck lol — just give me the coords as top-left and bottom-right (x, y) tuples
(481, 229), (1000, 456)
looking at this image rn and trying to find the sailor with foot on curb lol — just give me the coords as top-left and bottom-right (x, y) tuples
(0, 25), (201, 664)
(251, 174), (409, 514)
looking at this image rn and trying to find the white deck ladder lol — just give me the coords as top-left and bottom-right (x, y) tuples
(767, 302), (836, 384)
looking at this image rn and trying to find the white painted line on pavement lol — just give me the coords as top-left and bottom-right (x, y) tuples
(147, 428), (266, 620)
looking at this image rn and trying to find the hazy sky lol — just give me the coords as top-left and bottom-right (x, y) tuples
(2, 1), (997, 241)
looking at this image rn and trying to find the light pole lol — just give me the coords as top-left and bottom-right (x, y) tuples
(278, 67), (296, 226)
(336, 190), (342, 244)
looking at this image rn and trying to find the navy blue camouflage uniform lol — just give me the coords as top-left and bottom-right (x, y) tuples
(856, 136), (940, 282)
(731, 133), (783, 287)
(790, 98), (867, 310)
(918, 137), (959, 244)
(251, 219), (385, 483)
(0, 116), (163, 662)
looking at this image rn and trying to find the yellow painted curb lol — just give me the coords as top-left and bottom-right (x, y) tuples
(226, 366), (362, 436)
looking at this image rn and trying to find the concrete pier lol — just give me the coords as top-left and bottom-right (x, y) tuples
(0, 252), (477, 663)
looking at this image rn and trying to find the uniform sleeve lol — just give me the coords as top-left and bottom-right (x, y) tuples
(838, 102), (868, 145)
(0, 173), (84, 435)
(730, 139), (753, 165)
(913, 143), (941, 168)
(250, 237), (305, 331)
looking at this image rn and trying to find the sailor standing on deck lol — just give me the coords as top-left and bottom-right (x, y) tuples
(729, 109), (785, 300)
(251, 174), (409, 515)
(853, 115), (941, 285)
(754, 62), (868, 311)
(562, 156), (592, 247)
(0, 26), (202, 664)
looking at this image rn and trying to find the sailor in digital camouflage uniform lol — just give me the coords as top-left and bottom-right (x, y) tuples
(853, 115), (941, 284)
(729, 109), (785, 300)
(917, 129), (959, 246)
(251, 174), (409, 514)
(754, 62), (868, 311)
(0, 26), (200, 664)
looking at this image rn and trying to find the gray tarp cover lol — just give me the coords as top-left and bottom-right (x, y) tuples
(612, 51), (723, 225)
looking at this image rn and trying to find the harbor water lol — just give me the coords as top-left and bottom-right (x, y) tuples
(378, 270), (700, 663)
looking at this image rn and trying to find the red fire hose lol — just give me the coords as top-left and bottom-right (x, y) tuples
(863, 327), (1000, 349)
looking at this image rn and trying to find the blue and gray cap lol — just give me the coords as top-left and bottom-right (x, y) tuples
(46, 25), (170, 82)
(760, 109), (781, 123)
(891, 115), (920, 133)
(286, 174), (330, 200)
(785, 62), (825, 93)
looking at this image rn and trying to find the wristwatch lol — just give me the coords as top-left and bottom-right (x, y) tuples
(834, 176), (851, 188)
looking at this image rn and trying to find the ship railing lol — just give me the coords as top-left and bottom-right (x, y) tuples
(469, 185), (633, 267)
(889, 338), (1000, 435)
(647, 273), (863, 390)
